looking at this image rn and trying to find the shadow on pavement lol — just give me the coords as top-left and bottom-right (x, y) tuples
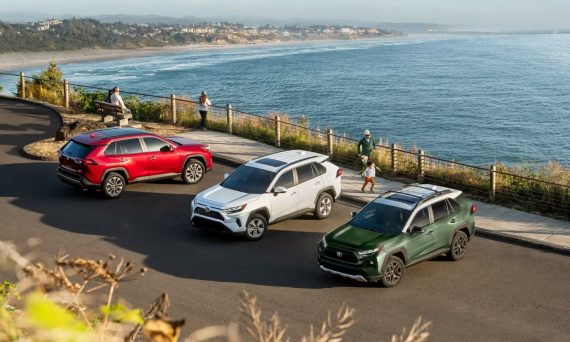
(0, 162), (365, 289)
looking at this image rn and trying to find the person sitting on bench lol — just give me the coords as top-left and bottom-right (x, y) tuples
(110, 86), (131, 114)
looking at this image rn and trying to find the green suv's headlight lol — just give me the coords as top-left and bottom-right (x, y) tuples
(318, 235), (327, 253)
(357, 246), (382, 258)
(223, 204), (247, 214)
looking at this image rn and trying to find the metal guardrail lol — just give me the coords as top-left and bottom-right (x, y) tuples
(1, 70), (568, 218)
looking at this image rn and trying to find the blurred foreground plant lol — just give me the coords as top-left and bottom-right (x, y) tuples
(1, 241), (431, 342)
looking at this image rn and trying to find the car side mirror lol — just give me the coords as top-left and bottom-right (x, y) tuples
(410, 226), (425, 234)
(224, 173), (230, 180)
(351, 211), (358, 217)
(274, 186), (287, 194)
(160, 145), (174, 152)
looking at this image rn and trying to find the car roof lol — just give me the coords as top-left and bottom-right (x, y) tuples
(246, 150), (328, 172)
(373, 184), (461, 211)
(72, 127), (151, 144)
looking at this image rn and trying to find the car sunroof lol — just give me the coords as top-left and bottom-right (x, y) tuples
(255, 158), (287, 167)
(387, 193), (421, 204)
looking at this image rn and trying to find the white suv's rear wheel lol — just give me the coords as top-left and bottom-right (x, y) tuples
(245, 213), (267, 241)
(314, 193), (334, 219)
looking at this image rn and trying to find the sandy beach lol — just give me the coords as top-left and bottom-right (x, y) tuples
(0, 40), (323, 72)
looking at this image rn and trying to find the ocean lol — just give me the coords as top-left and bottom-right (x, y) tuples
(2, 34), (569, 167)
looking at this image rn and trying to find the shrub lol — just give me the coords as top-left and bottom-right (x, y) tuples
(17, 62), (65, 105)
(71, 88), (107, 113)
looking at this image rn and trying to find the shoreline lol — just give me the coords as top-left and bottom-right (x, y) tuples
(0, 37), (406, 72)
(0, 41), (286, 72)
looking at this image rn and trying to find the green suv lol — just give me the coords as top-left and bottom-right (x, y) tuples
(318, 184), (477, 287)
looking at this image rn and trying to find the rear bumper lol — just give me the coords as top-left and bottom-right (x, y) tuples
(57, 167), (98, 188)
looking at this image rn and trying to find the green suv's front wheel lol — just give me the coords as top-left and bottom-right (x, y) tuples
(381, 256), (404, 287)
(448, 231), (469, 261)
(245, 213), (267, 241)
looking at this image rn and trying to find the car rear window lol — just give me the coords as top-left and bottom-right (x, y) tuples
(296, 163), (315, 183)
(117, 138), (143, 154)
(62, 140), (95, 159)
(431, 200), (450, 221)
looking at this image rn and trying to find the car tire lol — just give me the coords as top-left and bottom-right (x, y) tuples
(314, 192), (334, 219)
(101, 172), (125, 199)
(381, 256), (404, 288)
(182, 159), (204, 184)
(448, 231), (469, 261)
(245, 213), (267, 241)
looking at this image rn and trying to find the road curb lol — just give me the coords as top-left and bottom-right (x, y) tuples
(0, 96), (65, 161)
(0, 95), (65, 128)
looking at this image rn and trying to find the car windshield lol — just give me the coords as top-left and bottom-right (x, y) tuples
(221, 165), (276, 194)
(351, 202), (411, 235)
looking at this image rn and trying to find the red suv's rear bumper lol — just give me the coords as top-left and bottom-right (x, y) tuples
(57, 166), (99, 188)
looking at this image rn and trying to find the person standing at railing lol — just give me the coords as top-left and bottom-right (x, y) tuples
(110, 86), (131, 114)
(357, 129), (376, 168)
(198, 90), (211, 131)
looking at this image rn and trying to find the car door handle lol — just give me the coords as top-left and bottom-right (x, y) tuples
(291, 191), (297, 195)
(449, 218), (457, 224)
(315, 181), (321, 185)
(149, 156), (157, 160)
(427, 230), (433, 235)
(119, 158), (127, 162)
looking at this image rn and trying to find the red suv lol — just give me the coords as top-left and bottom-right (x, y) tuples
(57, 127), (213, 198)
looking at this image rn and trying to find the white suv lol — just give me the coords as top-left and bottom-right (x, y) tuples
(190, 150), (343, 240)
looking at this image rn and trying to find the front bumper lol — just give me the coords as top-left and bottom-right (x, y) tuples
(57, 167), (98, 188)
(317, 244), (385, 283)
(190, 203), (248, 234)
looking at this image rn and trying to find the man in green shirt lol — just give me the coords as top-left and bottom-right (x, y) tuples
(357, 129), (376, 162)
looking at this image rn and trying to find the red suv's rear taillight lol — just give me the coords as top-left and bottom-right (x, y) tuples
(80, 159), (98, 166)
(336, 168), (343, 178)
(471, 204), (478, 214)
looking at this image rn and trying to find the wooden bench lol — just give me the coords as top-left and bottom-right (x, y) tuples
(94, 100), (133, 127)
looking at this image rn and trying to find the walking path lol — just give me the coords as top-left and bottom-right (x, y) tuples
(179, 130), (570, 254)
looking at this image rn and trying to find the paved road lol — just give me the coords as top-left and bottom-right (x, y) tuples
(1, 98), (569, 341)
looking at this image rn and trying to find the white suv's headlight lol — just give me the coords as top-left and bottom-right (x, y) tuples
(223, 204), (247, 214)
(357, 246), (382, 258)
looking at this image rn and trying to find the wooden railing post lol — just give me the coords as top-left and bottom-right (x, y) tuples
(275, 115), (281, 147)
(391, 143), (398, 173)
(19, 72), (25, 98)
(227, 104), (233, 134)
(170, 94), (177, 124)
(418, 149), (425, 183)
(63, 79), (69, 108)
(489, 164), (497, 201)
(326, 128), (333, 156)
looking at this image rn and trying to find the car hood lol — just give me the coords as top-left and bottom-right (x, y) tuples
(327, 223), (400, 250)
(167, 136), (205, 147)
(197, 184), (260, 208)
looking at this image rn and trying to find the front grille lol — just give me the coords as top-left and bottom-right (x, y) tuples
(323, 247), (359, 264)
(191, 216), (232, 233)
(57, 167), (81, 180)
(194, 207), (224, 221)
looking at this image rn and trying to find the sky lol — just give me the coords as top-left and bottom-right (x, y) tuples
(3, 0), (569, 30)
